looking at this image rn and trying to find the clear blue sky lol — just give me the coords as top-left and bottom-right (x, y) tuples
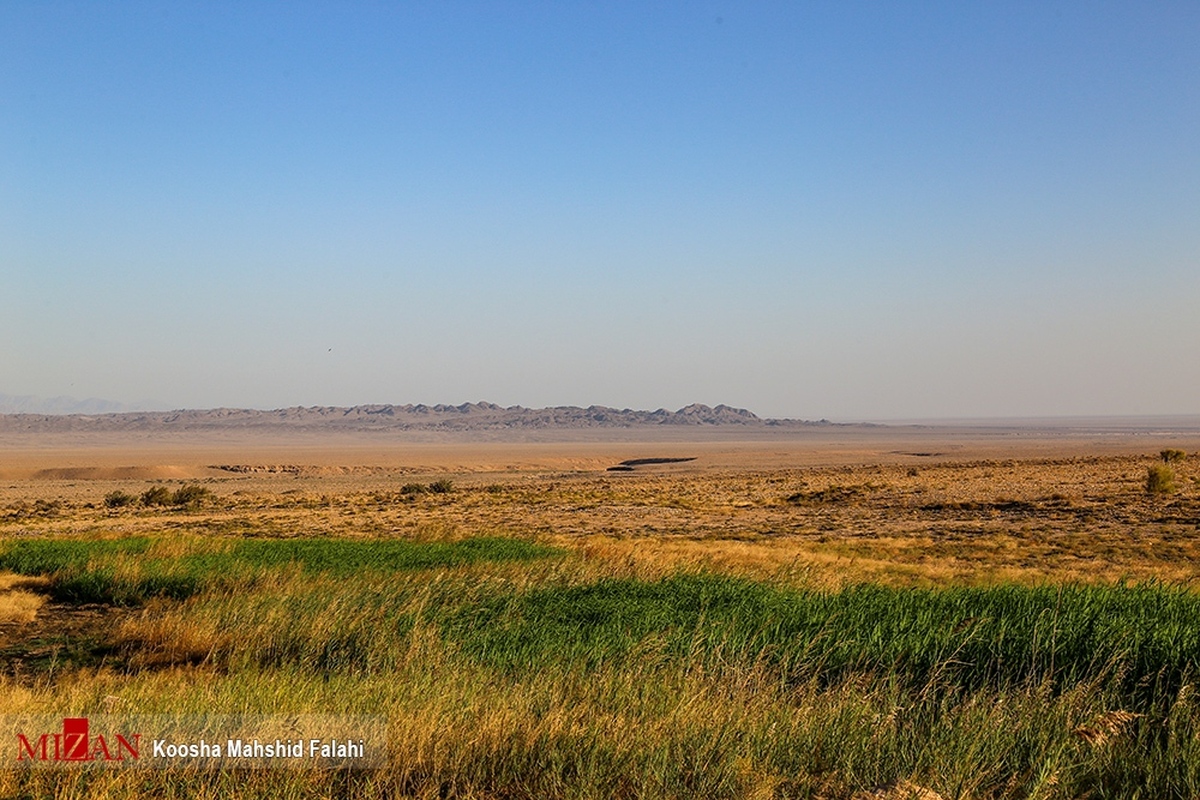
(3, 2), (1197, 419)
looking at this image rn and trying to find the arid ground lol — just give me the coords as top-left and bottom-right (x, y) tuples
(2, 421), (1200, 798)
(4, 423), (1199, 586)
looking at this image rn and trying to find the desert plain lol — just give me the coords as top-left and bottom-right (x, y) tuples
(2, 417), (1200, 798)
(5, 419), (1200, 585)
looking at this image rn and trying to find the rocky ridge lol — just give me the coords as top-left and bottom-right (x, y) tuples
(0, 402), (825, 433)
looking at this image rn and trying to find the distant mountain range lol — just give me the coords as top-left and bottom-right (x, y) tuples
(0, 401), (825, 432)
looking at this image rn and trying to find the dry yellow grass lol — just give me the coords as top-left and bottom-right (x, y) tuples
(0, 572), (48, 624)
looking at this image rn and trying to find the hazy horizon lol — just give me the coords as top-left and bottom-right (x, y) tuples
(6, 391), (1200, 432)
(4, 4), (1197, 420)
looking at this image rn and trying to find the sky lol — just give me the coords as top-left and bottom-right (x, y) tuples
(2, 2), (1197, 420)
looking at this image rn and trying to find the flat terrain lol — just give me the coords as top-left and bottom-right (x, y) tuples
(4, 422), (1199, 585)
(2, 421), (1200, 798)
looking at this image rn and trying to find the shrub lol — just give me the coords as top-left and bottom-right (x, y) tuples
(1161, 449), (1187, 463)
(428, 479), (454, 494)
(33, 499), (61, 516)
(1146, 465), (1176, 495)
(400, 483), (427, 496)
(104, 490), (136, 508)
(171, 484), (212, 507)
(141, 486), (173, 506)
(785, 484), (868, 504)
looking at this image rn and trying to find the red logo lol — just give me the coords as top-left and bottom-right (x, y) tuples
(16, 718), (140, 763)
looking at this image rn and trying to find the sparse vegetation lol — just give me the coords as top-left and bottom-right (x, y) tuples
(1161, 448), (1187, 463)
(170, 483), (212, 507)
(32, 498), (61, 516)
(103, 489), (136, 508)
(398, 479), (455, 496)
(785, 483), (870, 504)
(140, 485), (173, 506)
(1146, 464), (1177, 494)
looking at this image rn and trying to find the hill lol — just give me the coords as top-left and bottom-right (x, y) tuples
(0, 402), (824, 433)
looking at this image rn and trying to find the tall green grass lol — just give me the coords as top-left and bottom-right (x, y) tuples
(212, 535), (554, 574)
(0, 536), (151, 573)
(446, 575), (1200, 700)
(0, 535), (561, 604)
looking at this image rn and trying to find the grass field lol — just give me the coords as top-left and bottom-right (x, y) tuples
(1, 449), (1198, 798)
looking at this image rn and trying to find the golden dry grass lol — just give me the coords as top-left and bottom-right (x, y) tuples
(0, 572), (47, 623)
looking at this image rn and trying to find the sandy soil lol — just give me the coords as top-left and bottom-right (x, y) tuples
(2, 423), (1198, 590)
(2, 421), (1199, 481)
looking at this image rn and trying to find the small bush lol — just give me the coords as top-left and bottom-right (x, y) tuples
(1161, 449), (1187, 463)
(785, 484), (868, 504)
(33, 499), (61, 516)
(141, 486), (173, 506)
(104, 490), (136, 508)
(428, 479), (454, 494)
(1146, 465), (1176, 495)
(400, 483), (427, 496)
(171, 484), (212, 507)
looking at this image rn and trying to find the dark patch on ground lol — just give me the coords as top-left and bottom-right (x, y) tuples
(0, 602), (129, 679)
(922, 500), (1045, 515)
(786, 485), (874, 505)
(606, 457), (697, 472)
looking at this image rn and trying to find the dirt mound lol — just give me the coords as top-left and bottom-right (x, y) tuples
(209, 464), (408, 476)
(28, 465), (217, 481)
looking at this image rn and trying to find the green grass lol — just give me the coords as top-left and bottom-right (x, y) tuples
(0, 535), (561, 604)
(445, 575), (1200, 700)
(0, 536), (152, 573)
(212, 535), (554, 574)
